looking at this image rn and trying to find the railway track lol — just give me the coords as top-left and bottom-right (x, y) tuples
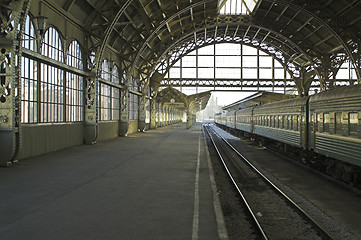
(203, 123), (334, 240)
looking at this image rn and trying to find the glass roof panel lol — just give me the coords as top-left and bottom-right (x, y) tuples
(218, 0), (258, 15)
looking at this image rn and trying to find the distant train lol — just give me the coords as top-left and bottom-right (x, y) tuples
(214, 84), (361, 187)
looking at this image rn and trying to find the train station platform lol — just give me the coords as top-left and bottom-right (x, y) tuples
(0, 123), (228, 240)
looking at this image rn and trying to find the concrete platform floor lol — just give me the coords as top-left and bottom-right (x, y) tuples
(0, 123), (228, 240)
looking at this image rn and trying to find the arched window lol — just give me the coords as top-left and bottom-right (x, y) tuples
(22, 15), (37, 51)
(165, 43), (292, 94)
(111, 65), (120, 120)
(145, 87), (150, 124)
(66, 40), (83, 122)
(67, 40), (83, 69)
(41, 27), (63, 61)
(40, 27), (64, 122)
(21, 15), (38, 123)
(99, 60), (121, 121)
(129, 78), (139, 120)
(100, 59), (111, 120)
(121, 71), (127, 84)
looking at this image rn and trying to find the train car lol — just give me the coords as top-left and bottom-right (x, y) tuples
(225, 110), (236, 129)
(235, 106), (255, 134)
(253, 96), (309, 149)
(214, 113), (222, 125)
(308, 84), (361, 167)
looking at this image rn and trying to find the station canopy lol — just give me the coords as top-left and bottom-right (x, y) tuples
(56, 0), (361, 96)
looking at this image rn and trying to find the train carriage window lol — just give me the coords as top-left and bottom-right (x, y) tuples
(289, 116), (292, 130)
(335, 112), (342, 135)
(296, 116), (300, 131)
(323, 113), (330, 133)
(316, 114), (321, 132)
(293, 115), (298, 131)
(311, 114), (315, 132)
(349, 113), (358, 136)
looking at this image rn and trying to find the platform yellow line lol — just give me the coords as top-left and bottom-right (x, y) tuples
(192, 129), (201, 240)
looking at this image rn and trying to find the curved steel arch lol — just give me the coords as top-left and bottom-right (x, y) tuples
(146, 21), (321, 83)
(130, 17), (327, 93)
(126, 0), (360, 91)
(259, 0), (361, 82)
(128, 0), (216, 83)
(154, 38), (295, 77)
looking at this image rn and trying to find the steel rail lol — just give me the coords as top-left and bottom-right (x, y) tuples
(209, 124), (334, 240)
(203, 124), (269, 240)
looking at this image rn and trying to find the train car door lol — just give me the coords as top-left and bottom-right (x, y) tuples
(309, 113), (316, 148)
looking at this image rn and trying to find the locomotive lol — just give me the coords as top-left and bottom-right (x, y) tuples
(214, 84), (361, 187)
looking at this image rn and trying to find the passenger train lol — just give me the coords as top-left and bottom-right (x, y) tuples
(214, 84), (361, 188)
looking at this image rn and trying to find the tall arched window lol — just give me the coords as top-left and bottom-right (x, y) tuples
(99, 60), (120, 121)
(40, 27), (64, 122)
(145, 87), (150, 124)
(66, 40), (83, 122)
(100, 59), (111, 120)
(21, 15), (38, 123)
(129, 78), (138, 120)
(111, 65), (120, 120)
(22, 15), (37, 51)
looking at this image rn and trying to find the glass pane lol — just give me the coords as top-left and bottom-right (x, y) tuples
(198, 68), (214, 78)
(198, 56), (214, 67)
(198, 45), (214, 55)
(216, 56), (241, 67)
(182, 56), (196, 67)
(242, 56), (257, 67)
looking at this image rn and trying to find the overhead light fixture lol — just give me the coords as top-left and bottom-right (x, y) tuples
(33, 16), (48, 36)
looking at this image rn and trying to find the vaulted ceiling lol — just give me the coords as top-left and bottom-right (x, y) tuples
(55, 0), (361, 92)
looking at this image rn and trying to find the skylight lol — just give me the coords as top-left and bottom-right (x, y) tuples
(218, 0), (258, 15)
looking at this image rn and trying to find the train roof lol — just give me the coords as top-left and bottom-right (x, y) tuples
(309, 84), (361, 103)
(222, 91), (296, 111)
(254, 95), (310, 110)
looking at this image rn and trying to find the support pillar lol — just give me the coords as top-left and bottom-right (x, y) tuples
(186, 110), (195, 129)
(166, 107), (169, 125)
(162, 106), (166, 126)
(0, 0), (30, 164)
(119, 89), (129, 136)
(84, 75), (98, 144)
(138, 94), (146, 132)
(150, 99), (156, 129)
(159, 103), (163, 127)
